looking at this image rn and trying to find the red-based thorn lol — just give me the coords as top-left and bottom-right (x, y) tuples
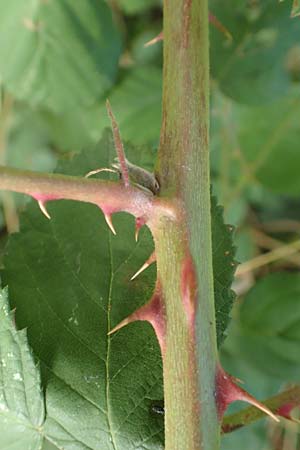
(144, 31), (163, 47)
(135, 217), (146, 242)
(85, 168), (117, 178)
(131, 252), (156, 281)
(38, 200), (51, 220)
(104, 213), (116, 235)
(216, 365), (279, 423)
(108, 282), (165, 353)
(277, 403), (300, 423)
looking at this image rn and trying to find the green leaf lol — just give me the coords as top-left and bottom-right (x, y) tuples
(0, 0), (122, 112)
(7, 104), (56, 172)
(238, 91), (300, 195)
(0, 287), (45, 450)
(97, 67), (162, 146)
(210, 0), (299, 104)
(41, 67), (162, 150)
(3, 130), (164, 450)
(2, 129), (235, 447)
(211, 197), (236, 346)
(226, 272), (300, 381)
(211, 89), (300, 198)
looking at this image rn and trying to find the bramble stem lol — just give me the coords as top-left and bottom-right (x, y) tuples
(223, 385), (300, 433)
(156, 0), (219, 449)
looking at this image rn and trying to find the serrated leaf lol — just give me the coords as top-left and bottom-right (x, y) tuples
(210, 0), (299, 104)
(0, 287), (45, 450)
(226, 273), (300, 381)
(0, 0), (122, 112)
(3, 130), (164, 450)
(2, 129), (235, 448)
(211, 197), (236, 346)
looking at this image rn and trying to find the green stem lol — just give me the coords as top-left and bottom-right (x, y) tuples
(156, 1), (219, 449)
(223, 385), (300, 433)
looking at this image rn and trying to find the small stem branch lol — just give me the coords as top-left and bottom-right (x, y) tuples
(222, 386), (300, 433)
(0, 166), (154, 218)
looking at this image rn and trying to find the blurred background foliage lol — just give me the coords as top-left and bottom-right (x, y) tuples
(0, 0), (300, 448)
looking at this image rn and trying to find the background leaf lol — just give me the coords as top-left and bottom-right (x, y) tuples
(40, 66), (162, 151)
(223, 272), (300, 381)
(238, 90), (300, 195)
(0, 0), (122, 112)
(0, 288), (45, 450)
(210, 87), (300, 219)
(210, 0), (299, 104)
(219, 271), (300, 448)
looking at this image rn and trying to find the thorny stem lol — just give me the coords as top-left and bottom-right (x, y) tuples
(156, 0), (218, 449)
(223, 385), (300, 433)
(0, 166), (155, 219)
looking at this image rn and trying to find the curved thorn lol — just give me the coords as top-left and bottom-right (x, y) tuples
(144, 31), (164, 47)
(38, 200), (50, 219)
(241, 394), (279, 423)
(130, 261), (150, 281)
(85, 168), (117, 178)
(104, 214), (116, 235)
(216, 365), (279, 423)
(135, 227), (139, 243)
(107, 281), (165, 353)
(108, 317), (130, 336)
(131, 252), (156, 280)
